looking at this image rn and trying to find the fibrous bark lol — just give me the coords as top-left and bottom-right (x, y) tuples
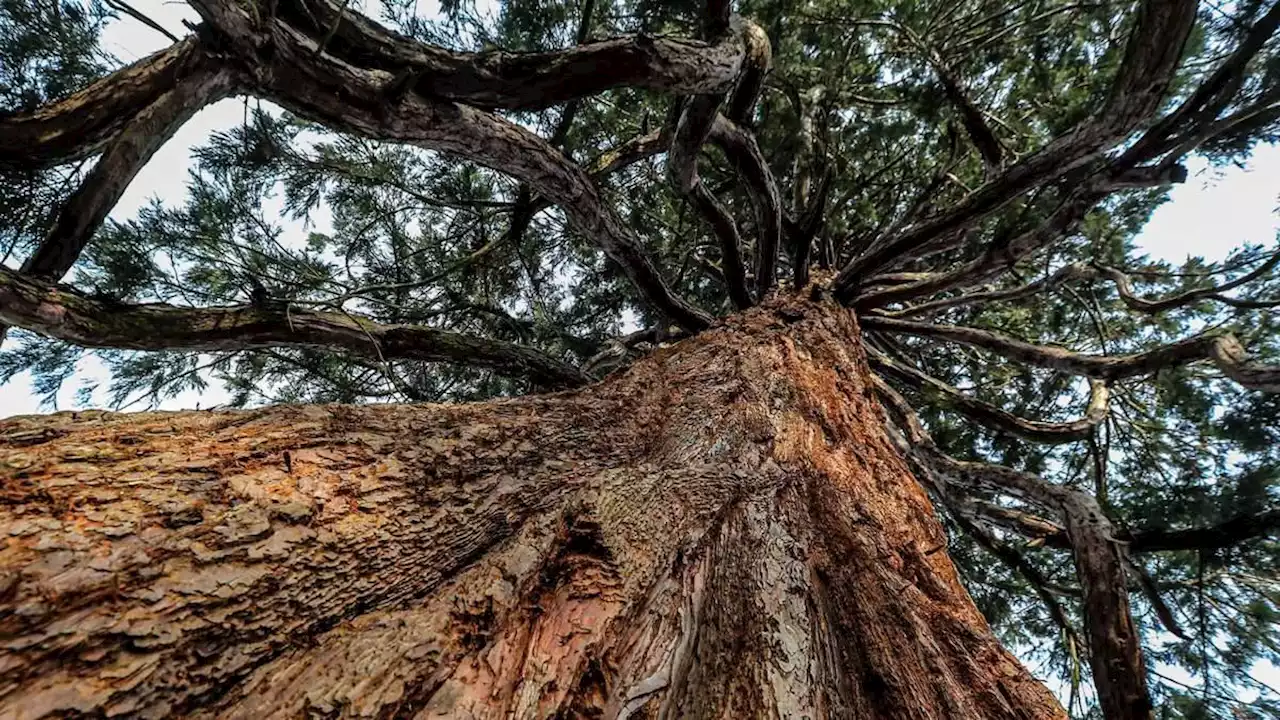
(0, 296), (1064, 719)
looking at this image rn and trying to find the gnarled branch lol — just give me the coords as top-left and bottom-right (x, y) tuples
(1091, 251), (1280, 313)
(196, 11), (714, 332)
(256, 0), (749, 111)
(832, 0), (1198, 299)
(707, 114), (783, 298)
(875, 375), (1153, 718)
(867, 345), (1108, 444)
(861, 316), (1280, 392)
(878, 262), (1092, 319)
(0, 266), (591, 389)
(0, 37), (206, 169)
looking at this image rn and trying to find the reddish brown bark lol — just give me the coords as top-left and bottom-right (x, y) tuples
(0, 296), (1064, 719)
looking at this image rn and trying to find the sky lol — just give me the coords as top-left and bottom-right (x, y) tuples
(1, 0), (1279, 709)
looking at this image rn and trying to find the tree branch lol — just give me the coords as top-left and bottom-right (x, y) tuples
(993, 507), (1280, 556)
(194, 11), (714, 332)
(1120, 1), (1280, 167)
(724, 18), (772, 124)
(926, 50), (1003, 173)
(0, 266), (591, 389)
(1090, 251), (1280, 313)
(256, 0), (748, 110)
(861, 316), (1280, 392)
(875, 376), (1153, 718)
(19, 60), (237, 281)
(878, 262), (1092, 319)
(854, 189), (1104, 310)
(707, 114), (783, 298)
(867, 345), (1108, 444)
(104, 0), (181, 42)
(831, 0), (1198, 299)
(0, 37), (206, 169)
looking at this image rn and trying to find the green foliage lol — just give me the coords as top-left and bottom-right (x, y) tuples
(0, 0), (110, 271)
(4, 1), (1280, 715)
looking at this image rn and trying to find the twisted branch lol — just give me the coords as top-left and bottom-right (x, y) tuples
(862, 316), (1280, 392)
(0, 266), (590, 388)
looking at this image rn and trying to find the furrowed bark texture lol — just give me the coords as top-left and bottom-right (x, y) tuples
(0, 296), (1063, 719)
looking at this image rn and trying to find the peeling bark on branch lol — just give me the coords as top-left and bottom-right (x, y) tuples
(862, 316), (1280, 392)
(832, 0), (1198, 299)
(867, 345), (1108, 444)
(235, 0), (748, 110)
(0, 297), (1064, 719)
(0, 37), (208, 169)
(201, 17), (714, 332)
(0, 267), (590, 388)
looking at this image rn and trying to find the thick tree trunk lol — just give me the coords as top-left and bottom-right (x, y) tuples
(0, 295), (1064, 719)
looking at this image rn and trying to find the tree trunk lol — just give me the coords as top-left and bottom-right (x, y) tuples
(0, 294), (1064, 719)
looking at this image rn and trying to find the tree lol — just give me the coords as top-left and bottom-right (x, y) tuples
(1, 0), (1279, 717)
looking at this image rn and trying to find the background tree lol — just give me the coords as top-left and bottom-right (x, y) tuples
(2, 0), (1280, 717)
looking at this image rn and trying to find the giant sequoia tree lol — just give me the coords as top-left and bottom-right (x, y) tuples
(2, 0), (1280, 717)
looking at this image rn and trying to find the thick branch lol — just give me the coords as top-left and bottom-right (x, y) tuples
(861, 316), (1280, 392)
(724, 18), (772, 124)
(0, 267), (590, 388)
(963, 504), (1280, 556)
(832, 0), (1198, 299)
(928, 53), (1003, 172)
(707, 114), (783, 297)
(868, 345), (1108, 444)
(254, 0), (747, 111)
(1121, 1), (1280, 166)
(875, 375), (1154, 717)
(201, 15), (712, 332)
(879, 262), (1092, 319)
(855, 190), (1104, 310)
(20, 61), (238, 280)
(0, 37), (206, 169)
(1091, 252), (1280, 313)
(667, 94), (753, 308)
(690, 183), (753, 309)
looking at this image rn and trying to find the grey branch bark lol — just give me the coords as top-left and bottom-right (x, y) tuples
(1120, 1), (1280, 166)
(0, 38), (206, 169)
(878, 262), (1092, 319)
(261, 0), (748, 110)
(190, 9), (715, 332)
(832, 0), (1199, 300)
(874, 376), (1154, 718)
(707, 114), (783, 298)
(861, 316), (1280, 392)
(0, 266), (591, 388)
(867, 345), (1108, 444)
(1090, 251), (1280, 313)
(20, 61), (237, 281)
